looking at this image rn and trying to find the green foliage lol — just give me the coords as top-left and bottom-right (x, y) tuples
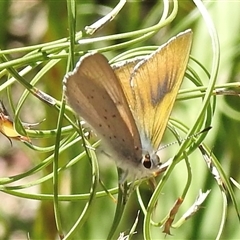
(0, 0), (240, 239)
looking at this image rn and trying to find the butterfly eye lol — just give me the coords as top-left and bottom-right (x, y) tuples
(142, 153), (161, 169)
(142, 154), (152, 169)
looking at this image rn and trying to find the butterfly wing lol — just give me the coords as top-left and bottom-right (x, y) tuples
(117, 30), (193, 150)
(133, 30), (193, 150)
(113, 57), (143, 112)
(64, 53), (142, 164)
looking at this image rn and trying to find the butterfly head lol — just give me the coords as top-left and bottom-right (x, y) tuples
(121, 147), (162, 180)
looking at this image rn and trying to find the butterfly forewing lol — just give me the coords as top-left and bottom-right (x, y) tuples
(122, 30), (193, 150)
(64, 53), (142, 162)
(136, 30), (192, 150)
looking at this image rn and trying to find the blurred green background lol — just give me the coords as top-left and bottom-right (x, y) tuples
(0, 0), (240, 239)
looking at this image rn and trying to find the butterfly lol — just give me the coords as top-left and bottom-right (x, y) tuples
(64, 29), (193, 180)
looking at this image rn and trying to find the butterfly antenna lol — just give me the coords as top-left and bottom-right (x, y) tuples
(157, 126), (212, 152)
